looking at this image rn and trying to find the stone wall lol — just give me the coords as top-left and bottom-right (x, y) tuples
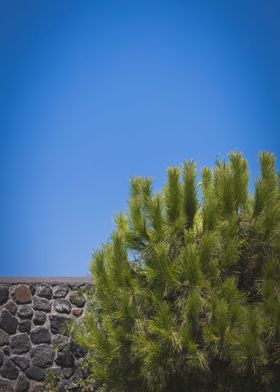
(0, 277), (92, 392)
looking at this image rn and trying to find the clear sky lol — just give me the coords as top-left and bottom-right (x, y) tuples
(0, 0), (279, 276)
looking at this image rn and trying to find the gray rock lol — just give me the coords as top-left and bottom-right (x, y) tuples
(11, 355), (30, 370)
(33, 296), (51, 312)
(3, 346), (10, 355)
(6, 300), (17, 315)
(62, 367), (74, 379)
(52, 334), (68, 348)
(15, 373), (29, 392)
(0, 377), (13, 392)
(18, 320), (31, 334)
(71, 341), (86, 359)
(18, 305), (33, 319)
(10, 333), (31, 354)
(0, 281), (90, 390)
(26, 366), (46, 381)
(0, 329), (9, 346)
(57, 382), (66, 392)
(50, 315), (68, 335)
(54, 299), (71, 314)
(0, 310), (18, 334)
(55, 345), (74, 368)
(29, 285), (36, 295)
(74, 362), (88, 379)
(30, 383), (44, 391)
(12, 285), (32, 304)
(30, 327), (51, 344)
(33, 311), (46, 326)
(45, 366), (61, 377)
(0, 286), (9, 305)
(53, 284), (68, 298)
(69, 291), (85, 308)
(0, 357), (19, 379)
(36, 285), (52, 299)
(31, 344), (55, 368)
(18, 319), (31, 333)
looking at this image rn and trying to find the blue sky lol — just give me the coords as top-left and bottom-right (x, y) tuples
(0, 0), (279, 276)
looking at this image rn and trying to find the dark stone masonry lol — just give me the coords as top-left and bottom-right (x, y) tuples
(0, 277), (92, 392)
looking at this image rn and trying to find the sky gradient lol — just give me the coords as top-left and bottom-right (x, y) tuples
(0, 0), (279, 275)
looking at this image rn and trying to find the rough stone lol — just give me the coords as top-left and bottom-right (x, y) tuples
(33, 311), (46, 326)
(53, 284), (68, 298)
(10, 333), (31, 354)
(52, 334), (68, 348)
(6, 300), (17, 315)
(33, 296), (51, 312)
(71, 341), (86, 359)
(18, 305), (33, 319)
(73, 361), (87, 378)
(12, 285), (32, 304)
(31, 344), (55, 368)
(3, 346), (10, 355)
(36, 285), (52, 299)
(0, 329), (9, 346)
(11, 355), (30, 371)
(30, 384), (44, 392)
(54, 299), (71, 314)
(29, 285), (36, 295)
(55, 345), (74, 368)
(45, 366), (61, 378)
(59, 379), (81, 392)
(62, 367), (74, 379)
(58, 381), (72, 392)
(0, 286), (9, 305)
(18, 320), (31, 333)
(50, 315), (68, 335)
(0, 377), (13, 392)
(30, 327), (51, 344)
(69, 291), (85, 308)
(15, 373), (29, 392)
(26, 366), (46, 381)
(0, 357), (19, 379)
(0, 281), (88, 390)
(0, 310), (18, 334)
(72, 307), (83, 317)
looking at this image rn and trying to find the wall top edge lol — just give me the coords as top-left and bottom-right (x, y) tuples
(0, 276), (93, 285)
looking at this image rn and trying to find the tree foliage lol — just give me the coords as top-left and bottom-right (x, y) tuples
(75, 152), (280, 391)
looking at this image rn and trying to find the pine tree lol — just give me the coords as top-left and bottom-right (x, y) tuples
(74, 152), (280, 392)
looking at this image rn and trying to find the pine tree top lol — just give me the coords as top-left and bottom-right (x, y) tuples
(75, 152), (280, 392)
